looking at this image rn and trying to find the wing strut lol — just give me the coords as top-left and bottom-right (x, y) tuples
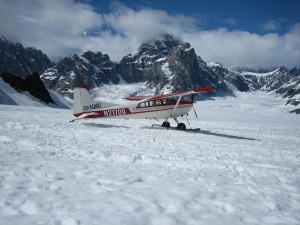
(171, 95), (182, 118)
(193, 105), (198, 118)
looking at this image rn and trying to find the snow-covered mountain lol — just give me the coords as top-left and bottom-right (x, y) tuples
(240, 67), (300, 113)
(0, 35), (54, 77)
(0, 72), (71, 108)
(41, 34), (232, 98)
(208, 62), (249, 92)
(1, 34), (299, 113)
(41, 52), (119, 98)
(208, 63), (300, 113)
(117, 34), (231, 95)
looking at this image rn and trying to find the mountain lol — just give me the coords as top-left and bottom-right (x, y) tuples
(0, 72), (71, 108)
(208, 63), (300, 113)
(116, 34), (231, 95)
(41, 52), (120, 98)
(1, 35), (298, 113)
(0, 35), (54, 77)
(41, 34), (234, 98)
(208, 62), (249, 92)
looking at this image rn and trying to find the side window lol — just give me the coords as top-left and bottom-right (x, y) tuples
(149, 101), (154, 107)
(145, 101), (149, 107)
(139, 102), (145, 108)
(162, 99), (167, 105)
(155, 100), (162, 106)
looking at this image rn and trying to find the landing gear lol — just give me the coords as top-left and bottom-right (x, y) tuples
(173, 117), (186, 130)
(162, 121), (170, 128)
(159, 118), (187, 130)
(177, 123), (186, 130)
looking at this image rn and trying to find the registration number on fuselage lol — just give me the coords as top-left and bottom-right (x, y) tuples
(103, 109), (127, 117)
(83, 103), (102, 111)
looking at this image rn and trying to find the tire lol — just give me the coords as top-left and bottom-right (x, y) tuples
(177, 123), (186, 130)
(162, 121), (170, 128)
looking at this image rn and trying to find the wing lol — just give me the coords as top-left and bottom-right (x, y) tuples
(123, 96), (151, 101)
(146, 87), (216, 101)
(123, 87), (216, 102)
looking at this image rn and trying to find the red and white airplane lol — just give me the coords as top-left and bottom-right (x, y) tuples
(72, 85), (216, 130)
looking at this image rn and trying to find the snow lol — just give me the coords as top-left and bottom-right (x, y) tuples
(41, 69), (58, 80)
(240, 69), (279, 77)
(207, 62), (223, 67)
(91, 82), (155, 104)
(0, 92), (300, 225)
(161, 62), (174, 80)
(155, 57), (167, 62)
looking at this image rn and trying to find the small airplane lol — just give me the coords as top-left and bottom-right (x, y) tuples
(72, 84), (216, 130)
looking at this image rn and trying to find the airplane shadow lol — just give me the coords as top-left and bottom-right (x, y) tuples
(144, 126), (259, 141)
(198, 129), (259, 141)
(82, 123), (130, 129)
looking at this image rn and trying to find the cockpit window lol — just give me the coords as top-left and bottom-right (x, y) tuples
(168, 97), (179, 104)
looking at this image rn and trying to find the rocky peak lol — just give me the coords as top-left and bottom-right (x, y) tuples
(41, 51), (119, 98)
(137, 34), (182, 56)
(82, 51), (113, 69)
(208, 62), (249, 92)
(131, 34), (183, 63)
(278, 66), (288, 73)
(0, 35), (54, 77)
(289, 67), (300, 76)
(116, 34), (183, 83)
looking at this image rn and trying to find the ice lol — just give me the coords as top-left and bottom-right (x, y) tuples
(0, 91), (299, 225)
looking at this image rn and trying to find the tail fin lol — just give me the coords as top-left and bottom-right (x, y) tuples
(73, 85), (116, 117)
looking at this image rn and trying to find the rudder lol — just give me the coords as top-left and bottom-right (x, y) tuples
(73, 85), (117, 117)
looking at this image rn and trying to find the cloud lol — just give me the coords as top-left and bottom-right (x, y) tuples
(0, 0), (299, 68)
(223, 18), (237, 26)
(182, 23), (300, 68)
(261, 19), (281, 32)
(0, 0), (103, 58)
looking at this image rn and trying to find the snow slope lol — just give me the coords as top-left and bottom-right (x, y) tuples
(0, 78), (71, 109)
(0, 92), (299, 225)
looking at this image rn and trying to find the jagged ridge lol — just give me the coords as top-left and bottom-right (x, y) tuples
(0, 35), (54, 77)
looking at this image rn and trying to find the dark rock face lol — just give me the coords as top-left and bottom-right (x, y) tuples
(116, 34), (181, 84)
(0, 35), (54, 77)
(0, 72), (55, 104)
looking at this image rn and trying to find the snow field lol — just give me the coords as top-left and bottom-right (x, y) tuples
(0, 92), (300, 225)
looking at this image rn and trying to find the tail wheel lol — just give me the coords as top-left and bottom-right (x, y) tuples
(162, 121), (170, 128)
(177, 123), (186, 130)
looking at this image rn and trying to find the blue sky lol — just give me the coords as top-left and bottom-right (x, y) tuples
(1, 0), (299, 68)
(89, 0), (300, 35)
